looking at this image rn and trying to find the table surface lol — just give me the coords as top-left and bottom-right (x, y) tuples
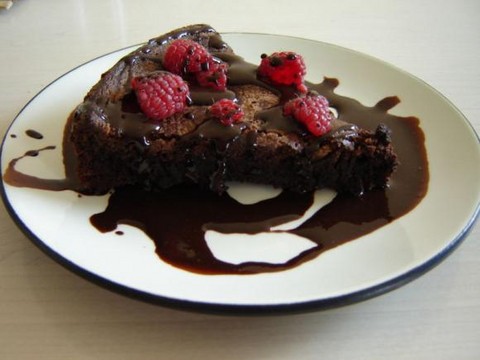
(1, 1), (479, 359)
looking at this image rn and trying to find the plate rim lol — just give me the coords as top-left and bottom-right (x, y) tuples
(1, 32), (479, 315)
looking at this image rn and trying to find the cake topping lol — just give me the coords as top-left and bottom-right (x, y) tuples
(163, 39), (211, 75)
(257, 51), (308, 93)
(131, 71), (190, 122)
(209, 99), (244, 126)
(195, 57), (228, 91)
(163, 38), (229, 92)
(283, 92), (333, 136)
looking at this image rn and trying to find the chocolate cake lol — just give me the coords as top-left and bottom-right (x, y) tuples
(66, 24), (397, 196)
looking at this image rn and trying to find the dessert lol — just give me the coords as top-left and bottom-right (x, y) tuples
(4, 25), (429, 275)
(66, 24), (397, 196)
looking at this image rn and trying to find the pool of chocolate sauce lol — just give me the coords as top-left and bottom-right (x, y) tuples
(3, 31), (428, 275)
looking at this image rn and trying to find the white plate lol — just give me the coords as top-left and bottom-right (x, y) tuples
(1, 33), (479, 314)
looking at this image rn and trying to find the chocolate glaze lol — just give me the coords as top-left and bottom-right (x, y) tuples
(217, 52), (269, 89)
(2, 30), (428, 275)
(189, 87), (236, 105)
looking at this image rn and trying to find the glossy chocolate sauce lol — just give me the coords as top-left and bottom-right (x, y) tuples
(3, 28), (429, 275)
(25, 129), (44, 140)
(2, 146), (69, 191)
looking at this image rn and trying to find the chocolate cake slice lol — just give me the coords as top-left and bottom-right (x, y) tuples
(66, 24), (397, 196)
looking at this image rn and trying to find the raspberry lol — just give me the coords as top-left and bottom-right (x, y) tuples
(283, 93), (333, 136)
(163, 39), (228, 91)
(131, 71), (190, 122)
(257, 51), (307, 93)
(195, 58), (228, 91)
(209, 99), (244, 126)
(163, 39), (210, 75)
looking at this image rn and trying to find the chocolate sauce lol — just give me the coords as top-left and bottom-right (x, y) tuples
(257, 106), (304, 134)
(2, 146), (73, 191)
(216, 53), (268, 89)
(189, 87), (236, 105)
(190, 119), (246, 143)
(3, 31), (429, 275)
(308, 79), (429, 215)
(91, 186), (314, 274)
(25, 129), (44, 139)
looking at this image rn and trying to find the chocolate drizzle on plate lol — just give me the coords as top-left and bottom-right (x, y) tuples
(2, 146), (71, 191)
(25, 129), (44, 140)
(2, 29), (428, 275)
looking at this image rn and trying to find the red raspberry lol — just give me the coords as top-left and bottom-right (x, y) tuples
(209, 99), (244, 126)
(195, 58), (228, 91)
(163, 39), (210, 75)
(131, 71), (190, 122)
(257, 51), (307, 93)
(283, 93), (333, 136)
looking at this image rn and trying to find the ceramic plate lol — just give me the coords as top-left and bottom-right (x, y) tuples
(1, 33), (479, 314)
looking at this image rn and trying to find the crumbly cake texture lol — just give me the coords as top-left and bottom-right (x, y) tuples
(67, 24), (397, 196)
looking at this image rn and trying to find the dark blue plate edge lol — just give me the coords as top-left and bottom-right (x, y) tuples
(0, 36), (479, 316)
